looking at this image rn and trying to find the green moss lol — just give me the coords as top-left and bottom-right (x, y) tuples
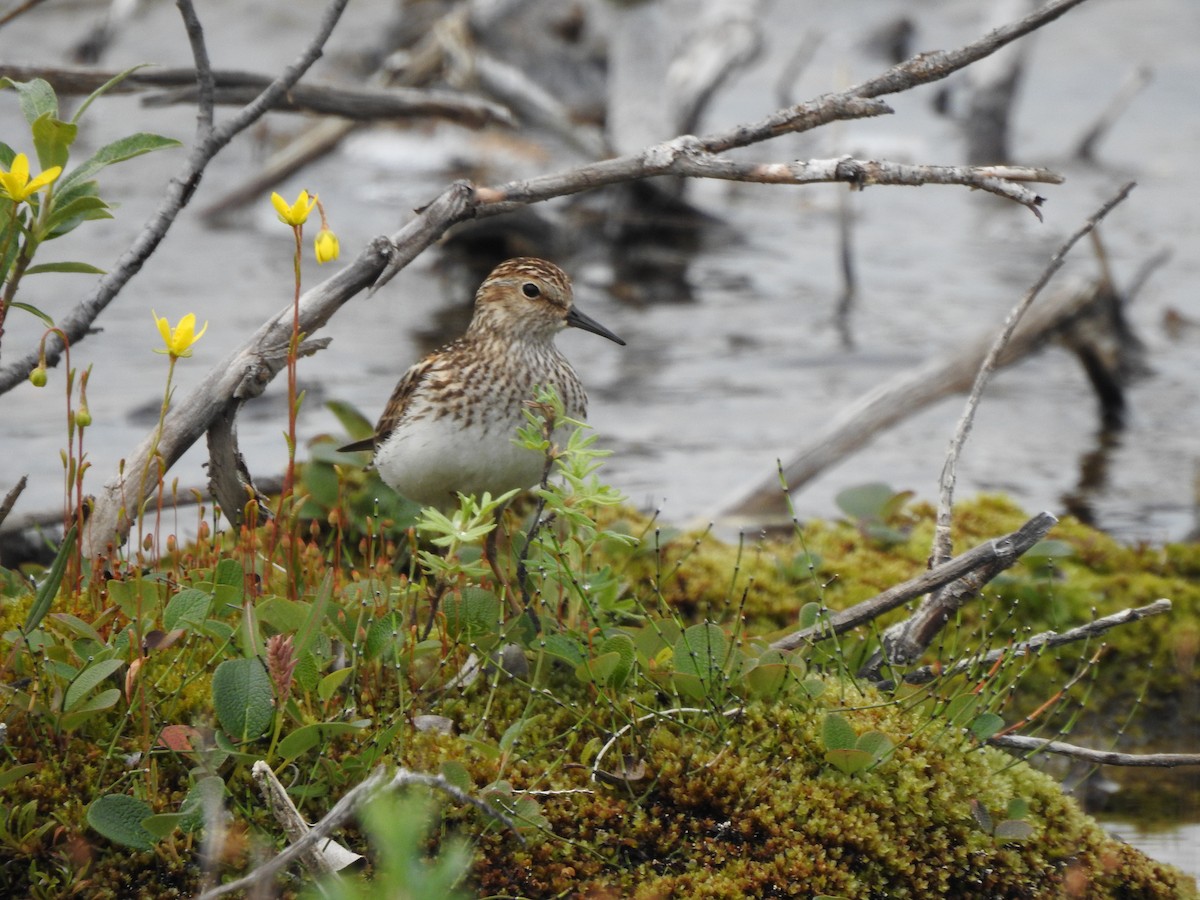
(403, 677), (1194, 898)
(1, 494), (1196, 897)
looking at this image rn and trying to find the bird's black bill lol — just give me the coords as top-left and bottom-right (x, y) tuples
(566, 306), (626, 345)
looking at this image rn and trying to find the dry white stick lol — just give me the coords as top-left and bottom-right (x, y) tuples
(197, 765), (521, 900)
(989, 734), (1200, 767)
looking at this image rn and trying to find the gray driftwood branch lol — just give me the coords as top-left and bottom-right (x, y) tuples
(853, 184), (1139, 677)
(0, 63), (515, 127)
(989, 734), (1200, 768)
(768, 512), (1057, 652)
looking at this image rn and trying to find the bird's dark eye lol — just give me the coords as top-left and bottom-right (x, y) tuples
(522, 282), (541, 299)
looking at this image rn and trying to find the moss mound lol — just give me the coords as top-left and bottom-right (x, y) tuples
(404, 678), (1194, 899)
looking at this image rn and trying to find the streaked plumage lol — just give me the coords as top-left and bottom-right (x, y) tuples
(341, 258), (624, 509)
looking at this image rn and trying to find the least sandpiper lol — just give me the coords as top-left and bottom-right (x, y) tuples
(340, 257), (625, 509)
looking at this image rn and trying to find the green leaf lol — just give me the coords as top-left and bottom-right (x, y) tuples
(798, 602), (822, 630)
(835, 482), (897, 521)
(64, 658), (123, 711)
(87, 794), (157, 850)
(821, 713), (857, 751)
(293, 649), (321, 692)
(24, 524), (76, 636)
(163, 588), (212, 631)
(855, 731), (893, 763)
(276, 723), (322, 760)
(43, 194), (111, 234)
(1, 78), (59, 127)
(743, 663), (789, 697)
(140, 812), (185, 839)
(575, 651), (620, 686)
(672, 623), (728, 684)
(443, 587), (501, 641)
(1006, 797), (1030, 821)
(597, 633), (635, 688)
(326, 399), (375, 442)
(318, 666), (352, 702)
(824, 748), (874, 777)
(7, 304), (50, 333)
(365, 612), (404, 661)
(968, 712), (1005, 742)
(22, 261), (106, 276)
(499, 715), (542, 754)
(72, 63), (150, 123)
(58, 133), (182, 193)
(211, 657), (274, 742)
(30, 112), (76, 171)
(294, 571), (330, 655)
(541, 633), (585, 667)
(255, 596), (309, 635)
(275, 721), (371, 762)
(439, 760), (472, 792)
(214, 558), (244, 602)
(178, 776), (225, 834)
(0, 763), (40, 790)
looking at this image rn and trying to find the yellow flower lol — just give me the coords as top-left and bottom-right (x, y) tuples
(153, 310), (208, 359)
(314, 227), (339, 264)
(271, 190), (316, 226)
(0, 153), (62, 204)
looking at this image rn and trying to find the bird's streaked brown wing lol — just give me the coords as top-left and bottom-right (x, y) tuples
(337, 351), (444, 453)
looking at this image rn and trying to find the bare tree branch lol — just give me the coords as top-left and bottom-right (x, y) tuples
(928, 182), (1136, 570)
(901, 599), (1172, 685)
(769, 512), (1057, 651)
(1074, 66), (1153, 162)
(0, 64), (515, 127)
(990, 734), (1200, 767)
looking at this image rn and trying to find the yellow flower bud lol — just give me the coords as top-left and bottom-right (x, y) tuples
(75, 405), (92, 427)
(314, 227), (340, 264)
(29, 365), (47, 387)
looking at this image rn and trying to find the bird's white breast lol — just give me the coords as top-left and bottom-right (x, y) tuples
(374, 413), (548, 510)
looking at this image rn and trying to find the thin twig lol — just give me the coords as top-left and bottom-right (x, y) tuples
(929, 182), (1136, 569)
(197, 766), (523, 900)
(989, 734), (1200, 767)
(0, 476), (27, 529)
(901, 599), (1172, 685)
(174, 0), (215, 135)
